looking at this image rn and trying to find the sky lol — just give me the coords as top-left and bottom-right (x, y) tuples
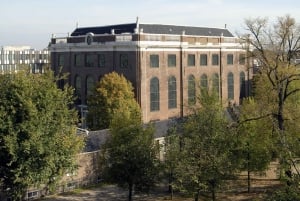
(1, 0), (300, 50)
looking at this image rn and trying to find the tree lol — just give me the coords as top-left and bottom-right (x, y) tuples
(169, 92), (239, 201)
(242, 15), (300, 184)
(163, 123), (182, 200)
(87, 72), (140, 130)
(102, 107), (160, 201)
(0, 71), (84, 200)
(237, 98), (274, 192)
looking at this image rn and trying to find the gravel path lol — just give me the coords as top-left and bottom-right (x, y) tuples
(41, 179), (280, 201)
(42, 185), (174, 201)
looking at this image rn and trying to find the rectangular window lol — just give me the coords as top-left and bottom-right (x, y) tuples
(188, 54), (195, 66)
(58, 54), (64, 66)
(74, 54), (83, 67)
(168, 54), (176, 67)
(227, 54), (233, 65)
(85, 54), (95, 67)
(200, 54), (207, 66)
(212, 54), (219, 65)
(98, 54), (105, 67)
(150, 54), (159, 68)
(120, 54), (129, 68)
(168, 77), (177, 109)
(239, 54), (246, 65)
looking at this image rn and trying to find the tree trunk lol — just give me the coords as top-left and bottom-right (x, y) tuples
(247, 169), (251, 193)
(210, 180), (216, 201)
(128, 183), (133, 201)
(278, 89), (290, 187)
(168, 170), (173, 200)
(194, 189), (200, 201)
(247, 142), (251, 193)
(212, 187), (216, 201)
(170, 185), (173, 200)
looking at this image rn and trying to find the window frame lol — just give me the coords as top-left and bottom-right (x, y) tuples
(187, 54), (196, 67)
(58, 54), (64, 66)
(168, 54), (176, 67)
(85, 53), (95, 67)
(86, 76), (95, 97)
(120, 54), (129, 68)
(227, 72), (234, 100)
(98, 54), (105, 67)
(200, 74), (208, 91)
(200, 54), (208, 66)
(150, 77), (160, 111)
(212, 54), (219, 66)
(227, 54), (234, 65)
(212, 73), (220, 96)
(75, 75), (82, 97)
(188, 75), (196, 105)
(150, 54), (159, 68)
(168, 76), (177, 109)
(74, 54), (83, 67)
(240, 71), (246, 99)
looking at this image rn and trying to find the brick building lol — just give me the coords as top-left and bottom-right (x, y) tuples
(49, 21), (251, 123)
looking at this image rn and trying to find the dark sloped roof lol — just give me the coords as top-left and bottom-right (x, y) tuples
(139, 24), (233, 37)
(71, 23), (137, 36)
(71, 23), (234, 37)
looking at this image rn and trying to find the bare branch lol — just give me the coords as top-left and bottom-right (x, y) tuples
(238, 113), (274, 125)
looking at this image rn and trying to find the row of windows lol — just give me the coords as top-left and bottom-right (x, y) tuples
(150, 53), (246, 68)
(150, 72), (247, 111)
(58, 52), (246, 69)
(74, 71), (247, 111)
(58, 54), (129, 68)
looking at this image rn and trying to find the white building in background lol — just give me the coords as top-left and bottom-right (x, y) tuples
(0, 46), (49, 74)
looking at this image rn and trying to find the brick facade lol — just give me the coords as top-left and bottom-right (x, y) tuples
(50, 23), (252, 123)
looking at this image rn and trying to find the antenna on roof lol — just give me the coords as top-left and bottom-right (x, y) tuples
(225, 24), (227, 29)
(76, 21), (79, 28)
(136, 16), (140, 28)
(135, 16), (140, 34)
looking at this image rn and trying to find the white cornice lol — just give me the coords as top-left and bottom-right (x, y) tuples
(50, 40), (245, 52)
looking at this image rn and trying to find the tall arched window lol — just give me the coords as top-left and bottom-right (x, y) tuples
(212, 73), (220, 96)
(200, 74), (208, 92)
(240, 71), (246, 99)
(168, 76), (177, 109)
(150, 77), (160, 111)
(75, 75), (82, 102)
(227, 72), (234, 100)
(188, 75), (196, 105)
(86, 76), (95, 97)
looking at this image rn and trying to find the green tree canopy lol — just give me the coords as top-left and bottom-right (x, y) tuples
(102, 109), (160, 201)
(87, 72), (141, 130)
(237, 98), (274, 192)
(0, 71), (84, 200)
(168, 92), (239, 201)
